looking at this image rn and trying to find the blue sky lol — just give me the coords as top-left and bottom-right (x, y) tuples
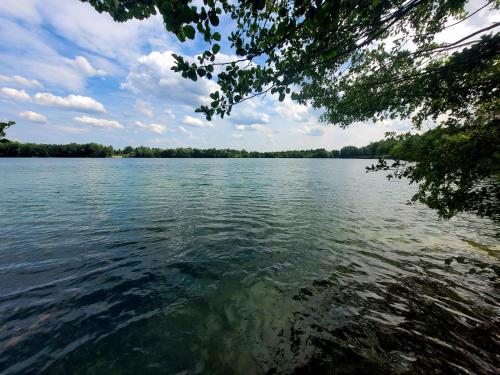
(0, 0), (495, 151)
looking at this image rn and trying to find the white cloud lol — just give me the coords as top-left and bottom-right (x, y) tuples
(434, 1), (500, 46)
(164, 108), (175, 119)
(19, 110), (47, 123)
(68, 56), (107, 77)
(1, 87), (30, 101)
(134, 121), (167, 134)
(235, 124), (267, 132)
(298, 124), (327, 137)
(135, 100), (154, 117)
(56, 125), (89, 134)
(74, 115), (123, 129)
(182, 115), (209, 128)
(178, 126), (192, 136)
(40, 0), (167, 62)
(122, 51), (217, 106)
(34, 93), (106, 113)
(0, 0), (42, 23)
(0, 0), (167, 62)
(0, 19), (90, 91)
(0, 1), (139, 91)
(276, 98), (310, 122)
(233, 123), (276, 141)
(229, 110), (270, 125)
(0, 74), (42, 88)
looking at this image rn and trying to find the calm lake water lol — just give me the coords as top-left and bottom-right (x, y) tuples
(0, 158), (498, 374)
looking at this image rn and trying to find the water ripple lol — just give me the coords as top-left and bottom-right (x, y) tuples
(0, 158), (498, 374)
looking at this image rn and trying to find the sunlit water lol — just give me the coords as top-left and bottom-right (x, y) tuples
(0, 158), (498, 374)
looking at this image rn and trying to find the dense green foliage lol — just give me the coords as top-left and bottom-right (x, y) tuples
(117, 147), (340, 158)
(0, 133), (448, 160)
(0, 141), (341, 158)
(0, 142), (114, 157)
(0, 121), (15, 141)
(369, 105), (500, 220)
(339, 138), (398, 158)
(80, 0), (498, 121)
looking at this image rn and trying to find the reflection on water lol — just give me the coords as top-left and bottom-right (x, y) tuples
(0, 158), (498, 374)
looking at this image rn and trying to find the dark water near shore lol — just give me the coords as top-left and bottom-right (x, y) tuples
(0, 158), (498, 374)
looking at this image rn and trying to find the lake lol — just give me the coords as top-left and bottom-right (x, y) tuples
(0, 158), (498, 374)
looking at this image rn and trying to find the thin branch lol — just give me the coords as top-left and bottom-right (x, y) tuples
(419, 0), (496, 36)
(233, 83), (278, 105)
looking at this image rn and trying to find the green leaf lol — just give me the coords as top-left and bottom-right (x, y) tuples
(213, 32), (221, 41)
(175, 31), (186, 42)
(183, 25), (196, 40)
(209, 13), (219, 26)
(212, 44), (220, 54)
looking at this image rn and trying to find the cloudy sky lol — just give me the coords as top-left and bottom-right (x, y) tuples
(0, 0), (496, 151)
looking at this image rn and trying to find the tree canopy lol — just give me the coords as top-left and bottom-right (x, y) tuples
(81, 0), (498, 121)
(0, 121), (15, 141)
(81, 0), (499, 220)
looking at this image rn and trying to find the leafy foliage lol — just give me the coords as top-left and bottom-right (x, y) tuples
(0, 142), (340, 158)
(368, 102), (500, 220)
(0, 121), (15, 140)
(118, 147), (339, 158)
(0, 142), (114, 157)
(80, 0), (498, 121)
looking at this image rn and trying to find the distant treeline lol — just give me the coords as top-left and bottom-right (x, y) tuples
(116, 146), (339, 158)
(0, 141), (114, 157)
(0, 136), (408, 159)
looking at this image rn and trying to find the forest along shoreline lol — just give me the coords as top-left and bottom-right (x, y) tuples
(0, 135), (404, 158)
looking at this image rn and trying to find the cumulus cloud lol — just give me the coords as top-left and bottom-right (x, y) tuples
(235, 124), (268, 132)
(74, 115), (123, 129)
(1, 87), (30, 101)
(122, 51), (217, 106)
(34, 93), (106, 113)
(229, 110), (270, 125)
(19, 110), (47, 123)
(181, 115), (210, 128)
(68, 56), (107, 77)
(134, 121), (167, 134)
(135, 100), (154, 117)
(0, 74), (42, 88)
(234, 123), (275, 140)
(300, 125), (327, 136)
(275, 98), (310, 122)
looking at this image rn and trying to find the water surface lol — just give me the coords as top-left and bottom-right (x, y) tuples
(0, 159), (498, 374)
